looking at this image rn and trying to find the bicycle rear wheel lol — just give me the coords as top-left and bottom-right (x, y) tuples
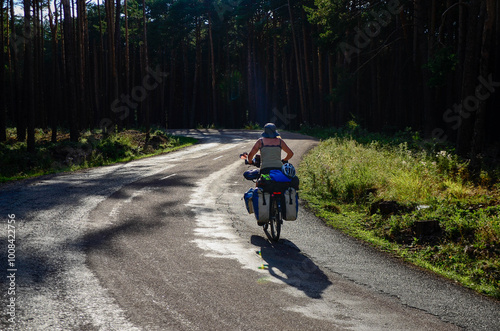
(269, 199), (281, 241)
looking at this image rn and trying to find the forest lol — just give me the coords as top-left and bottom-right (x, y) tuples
(0, 0), (499, 162)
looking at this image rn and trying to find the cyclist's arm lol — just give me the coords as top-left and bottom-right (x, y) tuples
(281, 140), (294, 162)
(247, 139), (262, 164)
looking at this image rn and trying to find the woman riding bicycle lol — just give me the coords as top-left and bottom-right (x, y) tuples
(245, 123), (296, 238)
(247, 123), (294, 174)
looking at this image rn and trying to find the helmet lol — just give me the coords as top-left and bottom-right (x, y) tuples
(281, 162), (296, 178)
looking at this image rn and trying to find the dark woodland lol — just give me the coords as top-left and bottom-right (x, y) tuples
(1, 0), (499, 160)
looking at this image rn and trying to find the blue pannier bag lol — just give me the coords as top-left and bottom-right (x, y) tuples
(243, 188), (254, 214)
(243, 169), (260, 180)
(252, 188), (270, 222)
(269, 169), (291, 182)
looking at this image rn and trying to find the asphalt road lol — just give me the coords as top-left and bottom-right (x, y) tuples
(0, 129), (499, 330)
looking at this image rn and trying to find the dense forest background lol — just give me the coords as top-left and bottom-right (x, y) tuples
(0, 0), (499, 161)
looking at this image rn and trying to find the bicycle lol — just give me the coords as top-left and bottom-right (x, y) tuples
(240, 152), (285, 241)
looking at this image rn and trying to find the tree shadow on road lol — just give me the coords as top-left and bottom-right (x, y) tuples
(251, 235), (332, 299)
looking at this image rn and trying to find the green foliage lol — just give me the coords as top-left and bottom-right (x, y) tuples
(298, 136), (463, 204)
(423, 47), (458, 87)
(243, 122), (261, 130)
(298, 125), (500, 298)
(304, 0), (353, 48)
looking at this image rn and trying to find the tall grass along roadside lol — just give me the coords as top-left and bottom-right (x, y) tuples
(298, 127), (500, 299)
(0, 128), (197, 183)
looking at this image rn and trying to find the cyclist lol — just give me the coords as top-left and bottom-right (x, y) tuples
(247, 123), (294, 174)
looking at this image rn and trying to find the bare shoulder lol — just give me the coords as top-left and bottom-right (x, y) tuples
(263, 137), (280, 145)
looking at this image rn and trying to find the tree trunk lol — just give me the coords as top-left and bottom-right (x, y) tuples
(190, 17), (201, 128)
(302, 13), (313, 125)
(311, 28), (319, 125)
(169, 48), (176, 127)
(182, 39), (189, 127)
(456, 0), (482, 156)
(62, 0), (79, 141)
(105, 0), (116, 133)
(35, 1), (45, 129)
(412, 0), (419, 65)
(10, 0), (24, 141)
(272, 21), (279, 113)
(0, 0), (6, 141)
(328, 53), (334, 125)
(264, 29), (270, 121)
(114, 0), (122, 128)
(282, 49), (291, 122)
(252, 31), (261, 124)
(287, 0), (306, 123)
(124, 0), (130, 100)
(48, 0), (60, 142)
(246, 22), (256, 124)
(97, 0), (105, 126)
(471, 0), (496, 163)
(317, 49), (324, 125)
(24, 0), (35, 152)
(208, 12), (217, 126)
(77, 0), (87, 129)
(422, 0), (433, 136)
(142, 0), (150, 141)
(161, 50), (167, 129)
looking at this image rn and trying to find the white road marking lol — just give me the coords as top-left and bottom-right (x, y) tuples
(161, 173), (177, 180)
(213, 155), (223, 160)
(215, 143), (242, 152)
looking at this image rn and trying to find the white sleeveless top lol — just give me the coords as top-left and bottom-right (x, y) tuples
(260, 138), (283, 169)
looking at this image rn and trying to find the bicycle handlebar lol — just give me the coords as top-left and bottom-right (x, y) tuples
(240, 152), (261, 168)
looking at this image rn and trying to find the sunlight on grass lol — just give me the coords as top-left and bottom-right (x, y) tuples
(441, 179), (472, 199)
(300, 137), (449, 204)
(297, 132), (500, 299)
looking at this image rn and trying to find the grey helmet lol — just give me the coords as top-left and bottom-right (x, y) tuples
(281, 162), (296, 178)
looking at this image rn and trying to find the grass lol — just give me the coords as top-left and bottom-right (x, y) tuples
(243, 122), (262, 130)
(297, 125), (500, 299)
(0, 128), (197, 183)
